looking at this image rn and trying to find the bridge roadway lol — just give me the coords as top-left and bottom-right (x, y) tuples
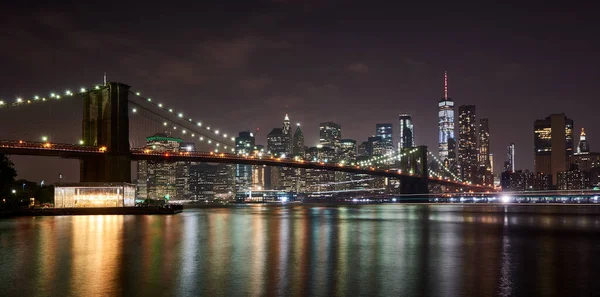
(0, 140), (492, 191)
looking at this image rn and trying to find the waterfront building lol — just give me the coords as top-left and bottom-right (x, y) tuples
(557, 169), (590, 190)
(137, 133), (182, 200)
(54, 183), (135, 208)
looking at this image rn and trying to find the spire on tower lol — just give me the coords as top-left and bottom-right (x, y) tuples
(444, 71), (448, 100)
(284, 114), (289, 121)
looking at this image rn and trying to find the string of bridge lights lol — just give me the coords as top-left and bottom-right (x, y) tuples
(129, 103), (236, 153)
(354, 148), (466, 183)
(128, 91), (235, 146)
(0, 85), (108, 108)
(357, 148), (421, 167)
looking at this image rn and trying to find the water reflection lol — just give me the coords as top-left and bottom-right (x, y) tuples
(0, 205), (600, 297)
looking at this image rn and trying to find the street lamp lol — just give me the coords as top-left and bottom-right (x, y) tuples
(41, 136), (48, 142)
(11, 189), (16, 194)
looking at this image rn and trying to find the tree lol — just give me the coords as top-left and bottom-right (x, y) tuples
(0, 153), (17, 198)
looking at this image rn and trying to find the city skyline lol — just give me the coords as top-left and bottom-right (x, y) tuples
(1, 3), (600, 183)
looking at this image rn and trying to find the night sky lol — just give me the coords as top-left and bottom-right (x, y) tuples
(1, 2), (599, 183)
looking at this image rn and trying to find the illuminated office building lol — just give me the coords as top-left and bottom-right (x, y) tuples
(376, 123), (394, 157)
(398, 113), (414, 149)
(319, 122), (342, 148)
(458, 105), (478, 183)
(534, 113), (573, 185)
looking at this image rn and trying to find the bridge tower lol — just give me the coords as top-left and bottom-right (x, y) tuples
(400, 145), (429, 194)
(80, 82), (131, 183)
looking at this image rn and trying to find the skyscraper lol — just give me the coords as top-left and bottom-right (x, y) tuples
(176, 142), (195, 200)
(478, 118), (493, 185)
(438, 71), (455, 163)
(478, 118), (490, 167)
(368, 136), (385, 157)
(505, 143), (515, 172)
(458, 105), (478, 183)
(235, 131), (255, 192)
(572, 128), (600, 172)
(577, 128), (589, 153)
(358, 141), (370, 157)
(339, 139), (357, 163)
(136, 133), (182, 200)
(534, 113), (574, 185)
(398, 113), (414, 149)
(447, 137), (457, 173)
(292, 123), (305, 156)
(282, 114), (292, 155)
(267, 128), (285, 157)
(375, 123), (394, 156)
(319, 122), (342, 148)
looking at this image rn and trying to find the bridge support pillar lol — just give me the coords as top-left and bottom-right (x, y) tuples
(400, 145), (429, 195)
(80, 82), (131, 183)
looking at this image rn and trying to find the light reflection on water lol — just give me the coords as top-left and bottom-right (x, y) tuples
(1, 204), (600, 297)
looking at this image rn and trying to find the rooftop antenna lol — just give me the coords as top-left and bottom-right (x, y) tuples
(103, 72), (107, 86)
(444, 71), (448, 100)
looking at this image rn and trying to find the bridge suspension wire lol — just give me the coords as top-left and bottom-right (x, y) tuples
(426, 151), (463, 182)
(0, 90), (83, 145)
(129, 102), (235, 153)
(128, 91), (235, 144)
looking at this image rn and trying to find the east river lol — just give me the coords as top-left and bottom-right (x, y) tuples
(1, 204), (599, 297)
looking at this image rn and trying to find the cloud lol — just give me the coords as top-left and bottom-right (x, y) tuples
(347, 62), (369, 74)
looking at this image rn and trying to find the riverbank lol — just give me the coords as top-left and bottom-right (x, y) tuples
(0, 206), (183, 217)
